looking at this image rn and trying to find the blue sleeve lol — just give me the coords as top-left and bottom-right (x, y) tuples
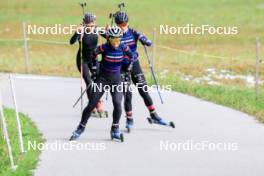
(94, 44), (106, 59)
(132, 28), (152, 46)
(122, 44), (133, 61)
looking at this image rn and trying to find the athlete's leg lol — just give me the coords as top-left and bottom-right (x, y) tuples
(131, 60), (162, 118)
(79, 78), (105, 125)
(124, 84), (133, 117)
(121, 71), (133, 117)
(131, 60), (154, 107)
(110, 84), (123, 124)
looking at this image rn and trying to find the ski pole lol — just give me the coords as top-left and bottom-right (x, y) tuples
(109, 3), (126, 26)
(79, 2), (87, 15)
(78, 2), (87, 111)
(143, 45), (164, 104)
(79, 26), (84, 111)
(118, 3), (125, 11)
(109, 13), (115, 26)
(80, 58), (84, 111)
(73, 84), (90, 108)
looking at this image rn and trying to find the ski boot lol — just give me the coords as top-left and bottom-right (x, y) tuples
(147, 113), (175, 128)
(110, 124), (124, 142)
(125, 117), (134, 133)
(69, 124), (85, 141)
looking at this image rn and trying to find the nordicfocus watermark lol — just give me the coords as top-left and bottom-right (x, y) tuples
(27, 140), (106, 151)
(160, 24), (238, 35)
(26, 23), (238, 36)
(26, 24), (107, 35)
(89, 82), (172, 93)
(160, 140), (239, 152)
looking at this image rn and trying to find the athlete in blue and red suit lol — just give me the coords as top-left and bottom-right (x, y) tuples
(114, 11), (174, 131)
(70, 26), (134, 142)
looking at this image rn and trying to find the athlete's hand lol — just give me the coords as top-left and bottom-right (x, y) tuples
(141, 37), (152, 47)
(124, 72), (131, 82)
(126, 63), (133, 72)
(77, 23), (84, 34)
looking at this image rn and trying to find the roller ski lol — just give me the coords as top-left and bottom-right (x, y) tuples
(91, 111), (99, 118)
(98, 110), (108, 118)
(147, 114), (175, 128)
(125, 118), (134, 133)
(69, 124), (85, 141)
(91, 110), (109, 118)
(110, 124), (124, 142)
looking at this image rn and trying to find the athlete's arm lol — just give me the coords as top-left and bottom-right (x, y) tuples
(91, 45), (104, 75)
(69, 32), (80, 45)
(98, 24), (110, 39)
(123, 45), (134, 71)
(92, 44), (105, 65)
(132, 29), (152, 46)
(99, 32), (107, 39)
(70, 24), (85, 44)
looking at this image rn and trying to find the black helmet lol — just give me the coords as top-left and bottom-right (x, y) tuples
(114, 11), (128, 24)
(107, 26), (123, 38)
(83, 12), (96, 23)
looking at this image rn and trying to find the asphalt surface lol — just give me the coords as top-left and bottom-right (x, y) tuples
(1, 74), (264, 176)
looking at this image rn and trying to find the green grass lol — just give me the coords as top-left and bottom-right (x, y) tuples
(154, 75), (264, 122)
(0, 108), (43, 176)
(0, 0), (263, 77)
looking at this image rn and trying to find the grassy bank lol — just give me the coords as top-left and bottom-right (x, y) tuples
(0, 0), (263, 79)
(155, 75), (264, 123)
(0, 108), (43, 176)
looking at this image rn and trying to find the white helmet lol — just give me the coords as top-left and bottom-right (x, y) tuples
(107, 26), (123, 38)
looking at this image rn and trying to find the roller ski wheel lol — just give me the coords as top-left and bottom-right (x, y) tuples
(111, 132), (124, 142)
(69, 125), (85, 141)
(125, 118), (134, 133)
(98, 110), (108, 118)
(147, 117), (175, 129)
(91, 111), (99, 118)
(110, 131), (124, 142)
(169, 121), (175, 128)
(110, 125), (124, 142)
(147, 117), (153, 124)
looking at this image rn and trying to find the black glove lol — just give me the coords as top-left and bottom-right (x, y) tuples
(127, 63), (133, 72)
(121, 72), (131, 83)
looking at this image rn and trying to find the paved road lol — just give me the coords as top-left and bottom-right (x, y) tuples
(1, 74), (264, 176)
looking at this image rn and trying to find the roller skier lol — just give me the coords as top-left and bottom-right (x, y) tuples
(70, 12), (108, 118)
(70, 26), (134, 142)
(113, 10), (175, 131)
